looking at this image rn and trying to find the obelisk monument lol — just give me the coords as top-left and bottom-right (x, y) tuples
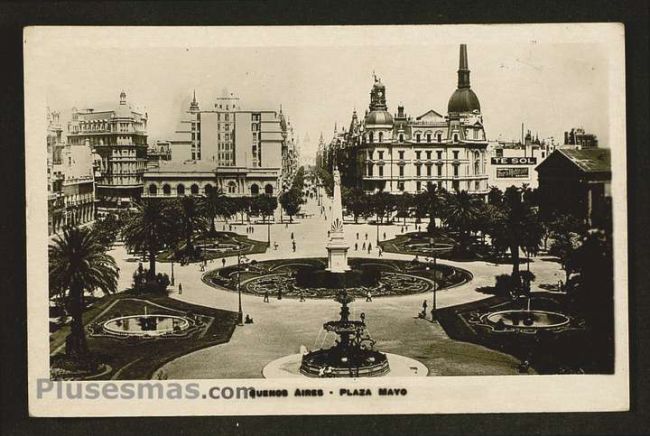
(326, 166), (350, 272)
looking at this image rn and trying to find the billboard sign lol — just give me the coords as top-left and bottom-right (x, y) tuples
(496, 167), (529, 178)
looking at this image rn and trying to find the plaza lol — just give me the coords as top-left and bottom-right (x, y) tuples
(94, 189), (568, 380)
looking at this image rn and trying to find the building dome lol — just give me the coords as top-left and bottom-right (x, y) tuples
(365, 110), (393, 126)
(447, 88), (481, 113)
(447, 44), (481, 115)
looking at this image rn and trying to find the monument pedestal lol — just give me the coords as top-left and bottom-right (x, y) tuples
(326, 239), (351, 273)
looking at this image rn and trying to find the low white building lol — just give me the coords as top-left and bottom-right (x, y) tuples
(486, 133), (557, 191)
(142, 91), (286, 198)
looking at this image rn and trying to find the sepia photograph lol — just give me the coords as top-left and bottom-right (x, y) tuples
(24, 24), (629, 416)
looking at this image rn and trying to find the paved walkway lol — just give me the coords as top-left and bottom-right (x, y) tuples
(107, 190), (563, 378)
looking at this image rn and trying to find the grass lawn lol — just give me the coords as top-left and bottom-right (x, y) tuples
(50, 290), (238, 380)
(156, 232), (269, 262)
(435, 293), (611, 374)
(380, 231), (516, 264)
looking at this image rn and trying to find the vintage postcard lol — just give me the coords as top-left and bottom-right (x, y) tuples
(25, 24), (628, 416)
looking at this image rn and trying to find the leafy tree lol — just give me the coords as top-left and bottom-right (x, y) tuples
(396, 192), (414, 225)
(370, 191), (396, 224)
(49, 225), (118, 356)
(342, 187), (369, 223)
(92, 213), (121, 248)
(122, 199), (176, 277)
(252, 195), (279, 223)
(548, 214), (584, 283)
(279, 188), (304, 223)
(315, 166), (334, 196)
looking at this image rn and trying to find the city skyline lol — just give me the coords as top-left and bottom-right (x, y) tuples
(44, 42), (609, 163)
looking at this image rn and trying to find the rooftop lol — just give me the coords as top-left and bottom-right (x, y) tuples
(558, 148), (611, 173)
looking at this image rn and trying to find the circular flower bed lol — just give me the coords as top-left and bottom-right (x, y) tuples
(203, 258), (472, 299)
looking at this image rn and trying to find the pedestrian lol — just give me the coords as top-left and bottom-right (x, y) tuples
(356, 232), (359, 240)
(278, 288), (283, 300)
(378, 248), (382, 257)
(355, 242), (358, 251)
(292, 241), (296, 252)
(299, 291), (305, 302)
(221, 258), (226, 268)
(362, 242), (366, 250)
(383, 232), (386, 240)
(251, 226), (254, 234)
(422, 299), (428, 313)
(200, 264), (205, 272)
(360, 312), (366, 323)
(291, 232), (294, 240)
(274, 242), (278, 250)
(368, 243), (372, 253)
(365, 233), (368, 240)
(365, 291), (372, 302)
(263, 291), (269, 303)
(327, 230), (330, 237)
(178, 283), (183, 295)
(229, 224), (233, 231)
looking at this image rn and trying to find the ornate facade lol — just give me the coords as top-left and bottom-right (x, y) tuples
(321, 44), (490, 197)
(67, 91), (148, 214)
(49, 109), (96, 234)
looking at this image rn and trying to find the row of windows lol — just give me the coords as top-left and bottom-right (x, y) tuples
(368, 150), (468, 160)
(367, 131), (468, 144)
(147, 182), (274, 196)
(366, 161), (484, 177)
(410, 180), (483, 192)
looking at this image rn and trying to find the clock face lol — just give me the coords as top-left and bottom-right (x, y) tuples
(378, 91), (383, 97)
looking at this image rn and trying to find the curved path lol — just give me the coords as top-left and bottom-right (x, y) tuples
(110, 192), (563, 378)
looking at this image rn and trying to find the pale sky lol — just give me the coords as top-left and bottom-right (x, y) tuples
(45, 38), (610, 164)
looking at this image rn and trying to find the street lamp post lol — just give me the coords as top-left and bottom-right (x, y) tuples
(430, 238), (437, 321)
(236, 245), (244, 326)
(170, 258), (175, 286)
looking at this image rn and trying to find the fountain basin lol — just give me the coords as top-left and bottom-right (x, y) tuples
(103, 315), (190, 337)
(484, 310), (570, 330)
(299, 348), (390, 377)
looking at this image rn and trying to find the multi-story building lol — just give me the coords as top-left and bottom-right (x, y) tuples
(48, 108), (96, 234)
(67, 91), (148, 214)
(486, 130), (557, 190)
(146, 140), (172, 168)
(47, 109), (66, 234)
(562, 127), (599, 149)
(142, 91), (287, 199)
(322, 44), (490, 197)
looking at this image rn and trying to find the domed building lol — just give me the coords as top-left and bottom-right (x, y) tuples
(330, 44), (489, 196)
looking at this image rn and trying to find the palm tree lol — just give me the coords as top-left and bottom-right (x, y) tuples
(485, 186), (543, 282)
(176, 196), (208, 256)
(49, 225), (119, 356)
(200, 189), (229, 236)
(442, 190), (481, 253)
(416, 183), (446, 233)
(122, 199), (175, 277)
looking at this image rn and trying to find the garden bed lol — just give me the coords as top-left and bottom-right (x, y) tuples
(49, 291), (238, 380)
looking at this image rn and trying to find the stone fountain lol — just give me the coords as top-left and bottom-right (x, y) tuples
(299, 289), (390, 377)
